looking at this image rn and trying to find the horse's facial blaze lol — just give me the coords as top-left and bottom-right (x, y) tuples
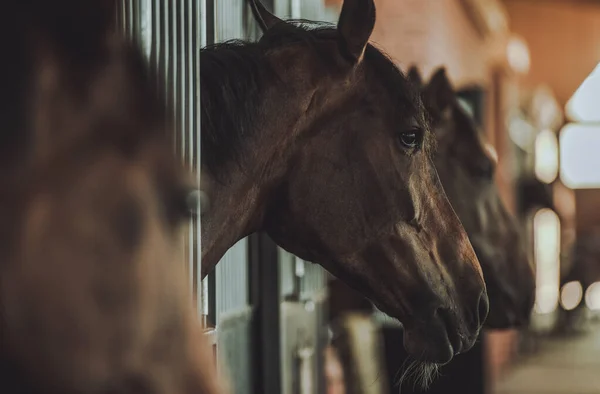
(421, 67), (536, 329)
(254, 0), (488, 364)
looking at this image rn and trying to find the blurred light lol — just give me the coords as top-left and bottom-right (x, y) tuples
(533, 208), (561, 314)
(484, 143), (498, 166)
(509, 116), (536, 151)
(457, 97), (474, 118)
(534, 129), (559, 184)
(566, 63), (600, 122)
(585, 282), (600, 311)
(489, 10), (506, 34)
(560, 281), (583, 311)
(506, 36), (530, 74)
(559, 123), (600, 188)
(553, 182), (576, 220)
(531, 85), (562, 131)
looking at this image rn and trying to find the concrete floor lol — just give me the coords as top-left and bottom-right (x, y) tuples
(494, 329), (600, 394)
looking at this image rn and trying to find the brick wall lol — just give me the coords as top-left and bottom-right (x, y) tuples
(368, 0), (490, 86)
(504, 0), (600, 107)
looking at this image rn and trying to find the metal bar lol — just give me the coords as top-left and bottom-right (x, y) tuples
(170, 0), (178, 151)
(252, 235), (282, 394)
(152, 0), (160, 88)
(126, 0), (133, 40)
(162, 1), (170, 114)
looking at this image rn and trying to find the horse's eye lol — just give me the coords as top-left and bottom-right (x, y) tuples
(399, 128), (422, 149)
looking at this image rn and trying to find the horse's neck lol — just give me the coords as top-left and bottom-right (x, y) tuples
(199, 171), (264, 278)
(198, 45), (305, 276)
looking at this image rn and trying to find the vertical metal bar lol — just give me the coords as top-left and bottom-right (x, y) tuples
(116, 0), (209, 325)
(187, 0), (196, 301)
(139, 0), (152, 60)
(213, 0), (219, 43)
(168, 1), (175, 150)
(162, 1), (169, 114)
(126, 0), (133, 40)
(291, 0), (301, 18)
(199, 0), (207, 48)
(198, 0), (207, 319)
(180, 0), (187, 164)
(132, 0), (140, 45)
(123, 0), (129, 36)
(255, 235), (282, 394)
(152, 0), (160, 88)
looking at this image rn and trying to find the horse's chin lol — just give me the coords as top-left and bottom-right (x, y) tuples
(402, 316), (460, 365)
(373, 305), (459, 364)
(395, 359), (441, 390)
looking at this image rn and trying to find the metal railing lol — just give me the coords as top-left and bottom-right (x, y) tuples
(116, 2), (340, 393)
(117, 0), (204, 314)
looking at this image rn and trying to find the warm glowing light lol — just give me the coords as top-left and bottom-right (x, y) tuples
(533, 208), (561, 314)
(585, 282), (600, 311)
(553, 182), (576, 220)
(484, 143), (498, 166)
(506, 36), (530, 74)
(535, 129), (559, 184)
(560, 281), (583, 311)
(508, 116), (536, 151)
(559, 123), (600, 188)
(566, 63), (600, 122)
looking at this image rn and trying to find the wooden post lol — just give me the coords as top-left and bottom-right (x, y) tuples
(331, 313), (389, 394)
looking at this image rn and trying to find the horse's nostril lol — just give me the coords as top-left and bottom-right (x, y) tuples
(477, 292), (490, 327)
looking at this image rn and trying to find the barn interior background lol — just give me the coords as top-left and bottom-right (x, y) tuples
(117, 1), (600, 393)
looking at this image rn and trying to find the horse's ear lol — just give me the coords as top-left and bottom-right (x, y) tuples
(337, 0), (376, 63)
(248, 0), (282, 32)
(424, 67), (456, 115)
(407, 66), (423, 88)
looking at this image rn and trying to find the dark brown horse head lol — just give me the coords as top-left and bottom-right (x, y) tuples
(408, 66), (535, 329)
(200, 0), (488, 364)
(0, 1), (224, 393)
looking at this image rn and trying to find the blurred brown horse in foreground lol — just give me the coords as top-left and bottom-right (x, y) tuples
(0, 1), (225, 393)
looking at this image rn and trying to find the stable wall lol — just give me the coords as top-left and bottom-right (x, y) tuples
(370, 0), (491, 86)
(504, 0), (600, 107)
(504, 0), (600, 239)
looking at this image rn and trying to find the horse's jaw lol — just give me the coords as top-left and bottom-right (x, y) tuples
(199, 170), (265, 278)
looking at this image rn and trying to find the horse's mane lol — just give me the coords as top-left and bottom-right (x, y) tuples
(199, 20), (334, 176)
(200, 41), (268, 177)
(200, 19), (433, 178)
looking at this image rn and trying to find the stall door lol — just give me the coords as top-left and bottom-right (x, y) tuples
(116, 2), (257, 394)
